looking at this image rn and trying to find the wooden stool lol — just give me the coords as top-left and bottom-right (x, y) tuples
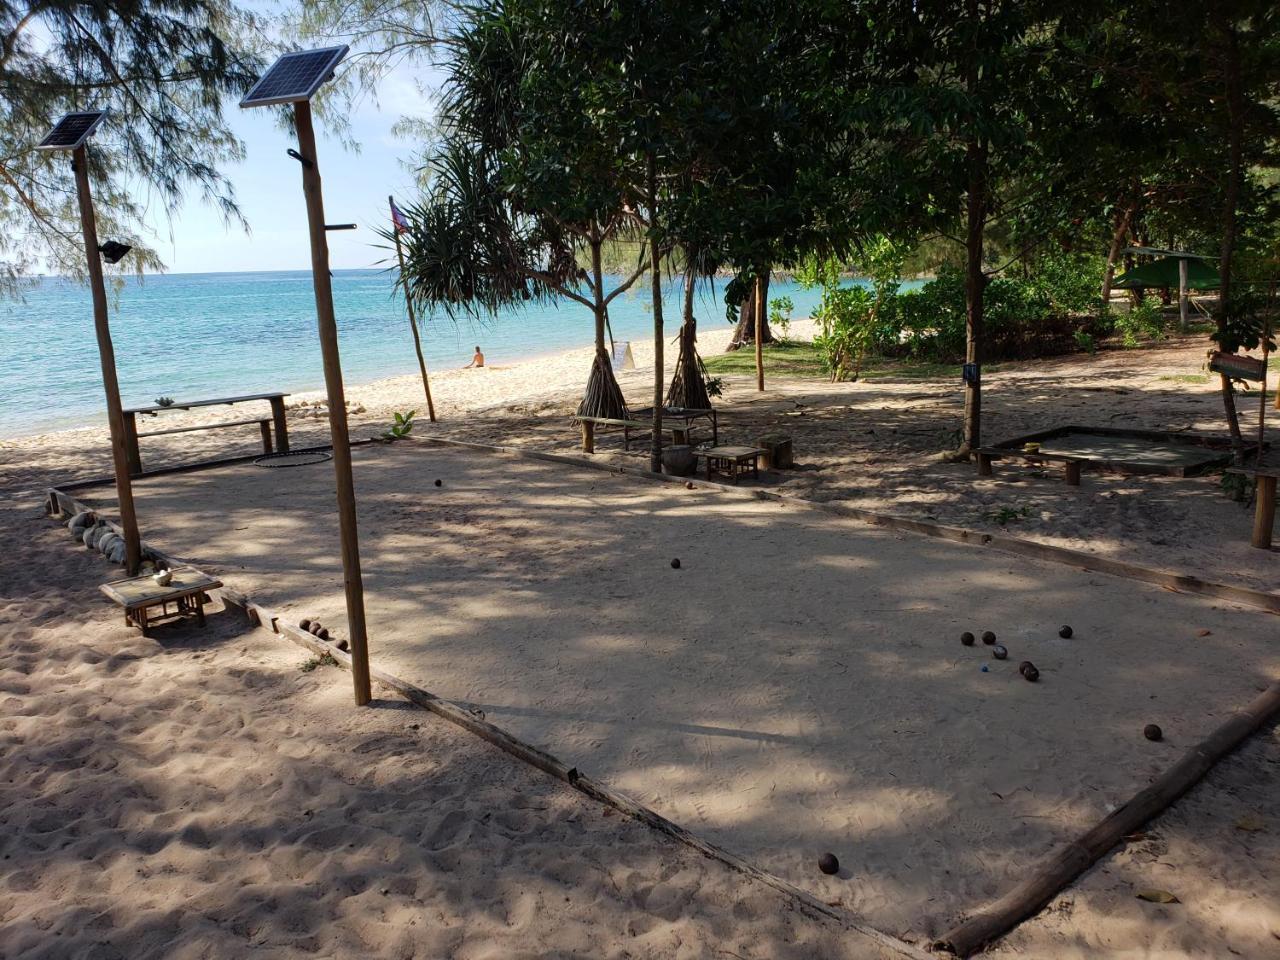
(701, 446), (762, 484)
(100, 566), (223, 637)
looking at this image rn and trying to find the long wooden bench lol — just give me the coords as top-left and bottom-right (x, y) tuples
(573, 407), (717, 454)
(122, 392), (290, 475)
(1226, 464), (1279, 549)
(976, 448), (1085, 485)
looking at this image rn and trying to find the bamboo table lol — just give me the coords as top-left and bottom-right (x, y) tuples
(100, 566), (223, 637)
(700, 446), (763, 484)
(122, 392), (290, 475)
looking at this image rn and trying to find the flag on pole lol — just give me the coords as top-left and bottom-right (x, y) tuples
(389, 197), (410, 235)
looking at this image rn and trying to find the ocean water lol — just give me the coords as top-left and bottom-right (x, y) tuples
(0, 269), (846, 439)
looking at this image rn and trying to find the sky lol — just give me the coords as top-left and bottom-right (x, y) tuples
(143, 59), (434, 274)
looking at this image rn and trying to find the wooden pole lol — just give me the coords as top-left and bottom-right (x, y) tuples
(754, 274), (765, 392)
(936, 676), (1280, 956)
(72, 146), (142, 576)
(647, 152), (664, 474)
(389, 196), (436, 422)
(294, 101), (372, 706)
(1178, 257), (1189, 333)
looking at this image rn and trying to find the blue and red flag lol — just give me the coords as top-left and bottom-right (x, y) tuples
(389, 197), (410, 235)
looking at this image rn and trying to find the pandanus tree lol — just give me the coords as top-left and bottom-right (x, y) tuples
(393, 0), (650, 421)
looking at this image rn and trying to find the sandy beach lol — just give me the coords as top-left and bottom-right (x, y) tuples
(4, 320), (1280, 958)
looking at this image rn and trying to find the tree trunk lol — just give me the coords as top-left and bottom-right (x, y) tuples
(1101, 198), (1137, 309)
(667, 268), (712, 409)
(958, 137), (988, 460)
(647, 153), (664, 474)
(754, 274), (765, 391)
(727, 272), (774, 350)
(577, 233), (628, 420)
(1216, 13), (1245, 464)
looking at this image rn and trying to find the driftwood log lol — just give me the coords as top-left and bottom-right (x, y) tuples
(934, 677), (1280, 957)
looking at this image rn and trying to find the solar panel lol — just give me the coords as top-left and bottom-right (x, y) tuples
(240, 46), (349, 108)
(37, 111), (108, 150)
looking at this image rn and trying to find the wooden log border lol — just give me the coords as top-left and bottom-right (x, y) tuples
(934, 676), (1280, 956)
(53, 440), (376, 494)
(41, 442), (1280, 957)
(414, 436), (1280, 614)
(216, 586), (933, 960)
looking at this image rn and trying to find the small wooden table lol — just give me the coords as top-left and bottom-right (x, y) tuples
(1226, 465), (1279, 549)
(701, 446), (763, 484)
(122, 392), (290, 475)
(100, 566), (223, 636)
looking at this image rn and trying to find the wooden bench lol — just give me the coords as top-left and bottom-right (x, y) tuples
(976, 448), (1085, 486)
(700, 445), (763, 484)
(123, 392), (290, 475)
(100, 566), (223, 637)
(573, 408), (717, 454)
(1226, 465), (1279, 549)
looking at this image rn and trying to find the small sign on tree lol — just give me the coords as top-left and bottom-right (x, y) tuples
(1208, 351), (1267, 382)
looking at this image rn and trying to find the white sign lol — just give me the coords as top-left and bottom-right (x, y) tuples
(611, 340), (635, 372)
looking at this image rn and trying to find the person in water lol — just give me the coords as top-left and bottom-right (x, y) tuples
(464, 345), (485, 369)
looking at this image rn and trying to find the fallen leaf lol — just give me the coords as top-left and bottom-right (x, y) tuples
(1197, 629), (1212, 637)
(1234, 815), (1266, 833)
(1136, 889), (1180, 904)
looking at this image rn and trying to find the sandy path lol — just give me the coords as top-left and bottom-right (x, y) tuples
(75, 440), (1280, 944)
(0, 494), (908, 960)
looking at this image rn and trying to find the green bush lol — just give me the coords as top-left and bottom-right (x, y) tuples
(1112, 298), (1165, 347)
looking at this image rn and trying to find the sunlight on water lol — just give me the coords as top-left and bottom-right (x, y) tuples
(0, 269), (910, 438)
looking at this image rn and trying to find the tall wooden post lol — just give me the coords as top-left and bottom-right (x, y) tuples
(647, 153), (664, 473)
(754, 274), (765, 392)
(389, 196), (436, 422)
(73, 146), (141, 575)
(1178, 258), (1189, 333)
(295, 102), (372, 706)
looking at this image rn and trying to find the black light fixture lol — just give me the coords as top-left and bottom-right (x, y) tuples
(98, 240), (132, 264)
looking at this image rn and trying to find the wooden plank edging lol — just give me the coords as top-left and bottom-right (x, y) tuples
(217, 586), (933, 960)
(933, 677), (1280, 956)
(415, 436), (1280, 614)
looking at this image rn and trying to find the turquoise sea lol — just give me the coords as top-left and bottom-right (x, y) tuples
(0, 269), (844, 439)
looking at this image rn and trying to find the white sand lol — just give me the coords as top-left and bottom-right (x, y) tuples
(75, 440), (1280, 944)
(5, 318), (1280, 956)
(0, 494), (906, 959)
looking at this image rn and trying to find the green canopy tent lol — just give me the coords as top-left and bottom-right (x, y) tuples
(1112, 256), (1221, 291)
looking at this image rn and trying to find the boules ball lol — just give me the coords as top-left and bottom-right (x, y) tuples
(685, 481), (695, 490)
(1143, 724), (1163, 742)
(434, 479), (442, 487)
(1059, 625), (1073, 639)
(308, 622), (324, 636)
(671, 558), (681, 569)
(960, 631), (975, 646)
(317, 627), (331, 641)
(299, 618), (313, 631)
(1021, 663), (1040, 682)
(818, 852), (839, 876)
(991, 644), (1008, 660)
(982, 631), (997, 645)
(1018, 660), (1033, 672)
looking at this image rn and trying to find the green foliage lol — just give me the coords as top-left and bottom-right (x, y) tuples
(769, 296), (794, 339)
(384, 410), (416, 440)
(300, 652), (338, 672)
(984, 505), (1033, 526)
(1, 2), (265, 296)
(1112, 299), (1165, 348)
(799, 237), (906, 380)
